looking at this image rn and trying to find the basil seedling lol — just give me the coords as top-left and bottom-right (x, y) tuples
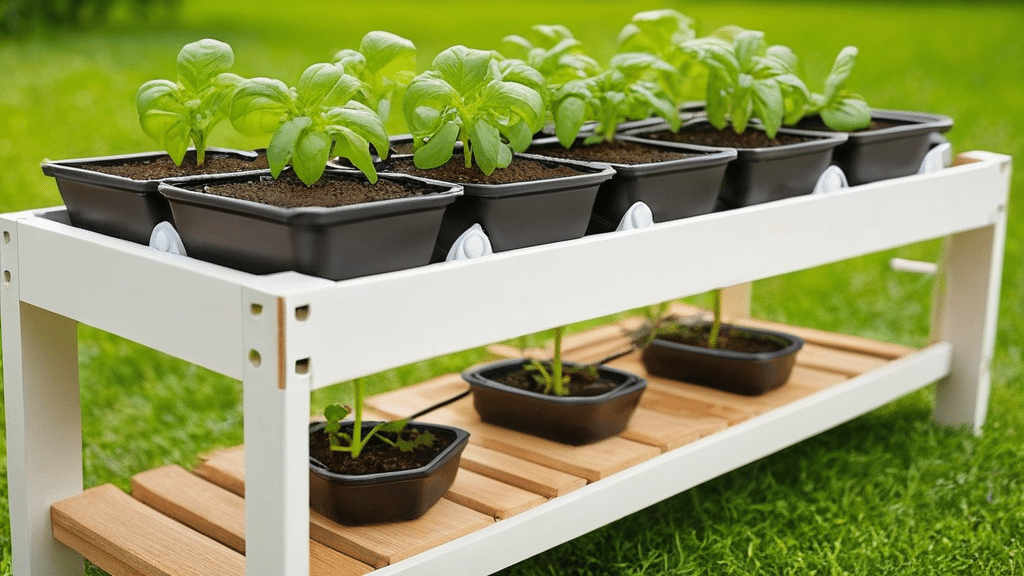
(136, 38), (244, 166)
(322, 381), (434, 459)
(498, 24), (598, 87)
(229, 62), (389, 185)
(333, 30), (417, 123)
(617, 9), (703, 112)
(805, 46), (871, 131)
(403, 45), (545, 175)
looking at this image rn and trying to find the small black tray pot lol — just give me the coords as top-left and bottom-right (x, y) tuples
(430, 153), (615, 256)
(792, 109), (953, 186)
(308, 421), (469, 526)
(462, 359), (647, 445)
(528, 135), (737, 233)
(641, 324), (804, 396)
(625, 119), (848, 208)
(40, 148), (263, 245)
(158, 170), (461, 281)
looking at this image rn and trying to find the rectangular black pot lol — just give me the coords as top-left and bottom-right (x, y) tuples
(528, 135), (737, 233)
(462, 358), (647, 445)
(40, 148), (264, 244)
(792, 109), (954, 185)
(626, 120), (848, 208)
(309, 421), (469, 525)
(640, 324), (804, 396)
(158, 170), (461, 281)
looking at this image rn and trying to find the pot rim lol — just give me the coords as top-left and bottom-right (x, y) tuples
(527, 134), (738, 177)
(158, 169), (463, 226)
(462, 358), (647, 405)
(649, 323), (804, 363)
(308, 420), (469, 486)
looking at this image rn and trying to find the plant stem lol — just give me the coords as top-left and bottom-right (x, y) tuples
(708, 289), (722, 349)
(552, 326), (565, 395)
(191, 130), (205, 166)
(351, 379), (364, 458)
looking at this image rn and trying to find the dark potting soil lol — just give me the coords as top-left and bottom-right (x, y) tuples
(81, 150), (269, 180)
(657, 324), (788, 354)
(791, 117), (905, 133)
(529, 139), (699, 165)
(642, 126), (816, 148)
(196, 171), (431, 209)
(383, 154), (584, 185)
(495, 362), (621, 397)
(310, 425), (454, 476)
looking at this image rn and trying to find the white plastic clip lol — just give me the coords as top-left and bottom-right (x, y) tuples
(616, 202), (654, 231)
(149, 222), (187, 256)
(812, 165), (849, 195)
(446, 224), (493, 261)
(918, 142), (952, 175)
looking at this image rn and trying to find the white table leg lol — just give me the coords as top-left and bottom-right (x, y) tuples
(932, 212), (1007, 433)
(242, 288), (312, 576)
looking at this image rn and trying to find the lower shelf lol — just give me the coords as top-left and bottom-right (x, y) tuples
(50, 310), (945, 576)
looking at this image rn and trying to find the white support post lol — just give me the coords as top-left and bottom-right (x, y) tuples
(241, 285), (313, 576)
(932, 213), (1007, 434)
(720, 282), (752, 320)
(2, 219), (84, 576)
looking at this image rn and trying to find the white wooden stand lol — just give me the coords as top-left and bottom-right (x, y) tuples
(1, 151), (1010, 576)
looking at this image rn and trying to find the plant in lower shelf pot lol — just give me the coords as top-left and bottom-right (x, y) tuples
(462, 327), (647, 445)
(309, 379), (470, 525)
(634, 294), (804, 396)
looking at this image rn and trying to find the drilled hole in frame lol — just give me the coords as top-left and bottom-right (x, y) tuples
(295, 305), (310, 321)
(295, 358), (310, 375)
(248, 349), (262, 367)
(3, 270), (10, 285)
(250, 303), (264, 317)
(3, 231), (9, 243)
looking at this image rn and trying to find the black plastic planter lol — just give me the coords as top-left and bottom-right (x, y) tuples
(626, 120), (848, 208)
(641, 325), (804, 396)
(40, 148), (264, 244)
(308, 421), (469, 526)
(462, 359), (647, 445)
(529, 135), (737, 233)
(424, 153), (615, 257)
(158, 170), (461, 281)
(792, 109), (954, 186)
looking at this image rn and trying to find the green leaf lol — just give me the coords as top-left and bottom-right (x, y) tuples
(332, 49), (365, 72)
(499, 119), (534, 153)
(554, 96), (586, 148)
(704, 73), (730, 130)
(377, 419), (409, 433)
(498, 34), (533, 60)
(324, 101), (389, 160)
(821, 94), (871, 131)
(413, 121), (460, 169)
(332, 128), (378, 184)
(360, 30), (416, 77)
(733, 30), (766, 70)
(230, 78), (295, 136)
(478, 79), (544, 133)
(266, 116), (311, 177)
(752, 80), (784, 137)
(823, 46), (859, 102)
(292, 129), (331, 186)
(177, 38), (234, 95)
(469, 119), (503, 175)
(324, 404), (350, 424)
(296, 63), (360, 111)
(403, 72), (459, 131)
(432, 45), (493, 96)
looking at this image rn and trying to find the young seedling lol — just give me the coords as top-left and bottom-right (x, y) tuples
(617, 9), (703, 113)
(524, 326), (599, 396)
(229, 62), (389, 185)
(802, 46), (871, 131)
(688, 29), (809, 138)
(322, 380), (435, 459)
(333, 30), (417, 123)
(403, 45), (545, 175)
(498, 24), (598, 88)
(136, 38), (244, 166)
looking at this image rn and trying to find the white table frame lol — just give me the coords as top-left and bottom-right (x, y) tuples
(1, 151), (1010, 576)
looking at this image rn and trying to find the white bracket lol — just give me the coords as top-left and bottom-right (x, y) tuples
(148, 222), (187, 256)
(446, 224), (493, 261)
(615, 202), (654, 231)
(889, 257), (938, 275)
(812, 165), (849, 195)
(919, 142), (953, 175)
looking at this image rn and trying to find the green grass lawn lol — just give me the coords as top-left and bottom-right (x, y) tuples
(1, 1), (1023, 574)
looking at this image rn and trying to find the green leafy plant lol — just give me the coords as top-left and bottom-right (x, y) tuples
(550, 52), (680, 147)
(616, 9), (703, 113)
(332, 30), (417, 123)
(689, 29), (809, 138)
(524, 326), (599, 396)
(136, 38), (244, 166)
(498, 24), (598, 87)
(322, 380), (435, 459)
(229, 62), (389, 185)
(403, 45), (545, 175)
(802, 46), (871, 131)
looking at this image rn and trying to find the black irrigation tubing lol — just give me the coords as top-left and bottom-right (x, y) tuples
(405, 345), (639, 421)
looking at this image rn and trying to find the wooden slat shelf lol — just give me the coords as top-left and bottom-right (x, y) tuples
(50, 313), (917, 576)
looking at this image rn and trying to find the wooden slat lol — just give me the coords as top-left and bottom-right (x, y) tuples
(310, 500), (493, 569)
(365, 373), (469, 421)
(458, 444), (586, 498)
(639, 383), (756, 425)
(797, 343), (891, 377)
(713, 316), (915, 360)
(194, 446), (245, 497)
(620, 407), (725, 451)
(444, 468), (547, 520)
(51, 484), (245, 576)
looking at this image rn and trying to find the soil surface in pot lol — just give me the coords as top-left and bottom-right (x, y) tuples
(495, 362), (621, 397)
(384, 154), (583, 185)
(80, 150), (269, 180)
(530, 140), (699, 164)
(195, 171), (433, 209)
(657, 324), (788, 354)
(791, 117), (905, 133)
(310, 425), (454, 476)
(641, 126), (815, 148)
